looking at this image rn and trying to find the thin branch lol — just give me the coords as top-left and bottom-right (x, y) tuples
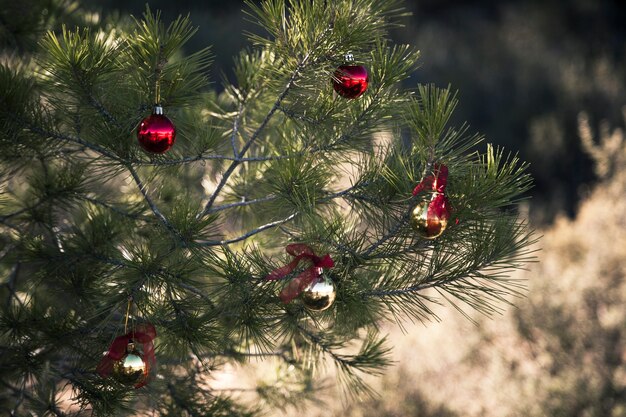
(132, 153), (285, 166)
(86, 94), (122, 129)
(78, 195), (148, 220)
(196, 213), (297, 246)
(309, 89), (383, 154)
(208, 179), (368, 216)
(27, 125), (123, 162)
(361, 210), (411, 258)
(207, 195), (279, 214)
(231, 103), (243, 156)
(296, 323), (346, 365)
(0, 204), (37, 222)
(200, 55), (311, 217)
(319, 181), (370, 202)
(0, 217), (22, 232)
(2, 381), (69, 417)
(4, 263), (22, 309)
(278, 105), (320, 125)
(363, 247), (527, 299)
(177, 282), (215, 308)
(360, 160), (435, 259)
(71, 65), (123, 130)
(127, 165), (181, 239)
(364, 280), (435, 298)
(167, 382), (203, 417)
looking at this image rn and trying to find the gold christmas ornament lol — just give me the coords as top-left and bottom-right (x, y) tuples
(410, 199), (448, 239)
(111, 342), (148, 386)
(301, 274), (336, 311)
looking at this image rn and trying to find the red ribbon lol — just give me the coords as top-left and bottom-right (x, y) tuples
(265, 244), (335, 304)
(96, 322), (157, 388)
(412, 163), (449, 196)
(412, 164), (453, 224)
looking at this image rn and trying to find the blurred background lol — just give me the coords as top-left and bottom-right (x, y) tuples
(2, 0), (626, 415)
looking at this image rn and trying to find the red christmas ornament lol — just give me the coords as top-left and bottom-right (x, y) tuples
(137, 105), (176, 154)
(265, 244), (335, 304)
(96, 322), (157, 388)
(411, 164), (454, 239)
(332, 54), (368, 99)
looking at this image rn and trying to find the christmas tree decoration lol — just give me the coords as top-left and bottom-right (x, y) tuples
(111, 341), (148, 386)
(410, 195), (451, 239)
(97, 301), (157, 389)
(137, 105), (176, 154)
(301, 272), (337, 311)
(332, 53), (369, 99)
(410, 164), (453, 239)
(265, 244), (335, 306)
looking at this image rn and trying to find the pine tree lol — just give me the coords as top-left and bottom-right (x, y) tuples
(0, 1), (535, 415)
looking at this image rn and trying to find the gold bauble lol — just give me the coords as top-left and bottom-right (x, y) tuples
(410, 201), (448, 239)
(301, 275), (336, 311)
(111, 343), (147, 386)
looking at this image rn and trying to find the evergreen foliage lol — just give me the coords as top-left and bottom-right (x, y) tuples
(0, 0), (535, 415)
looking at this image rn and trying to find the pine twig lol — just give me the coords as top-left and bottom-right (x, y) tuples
(127, 165), (181, 239)
(200, 54), (311, 217)
(196, 213), (297, 246)
(207, 195), (279, 214)
(71, 65), (123, 130)
(361, 210), (411, 258)
(4, 263), (21, 309)
(0, 217), (23, 232)
(361, 160), (435, 258)
(231, 103), (243, 156)
(78, 195), (148, 220)
(364, 280), (435, 298)
(133, 153), (287, 166)
(2, 381), (69, 417)
(27, 126), (123, 162)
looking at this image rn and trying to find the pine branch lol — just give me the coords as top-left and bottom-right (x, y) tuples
(127, 165), (181, 239)
(207, 195), (279, 214)
(2, 381), (69, 417)
(78, 195), (148, 220)
(208, 181), (368, 215)
(82, 87), (123, 130)
(360, 210), (411, 258)
(135, 154), (290, 166)
(200, 57), (309, 217)
(196, 213), (297, 246)
(26, 125), (123, 163)
(231, 103), (243, 156)
(3, 263), (21, 309)
(0, 218), (23, 233)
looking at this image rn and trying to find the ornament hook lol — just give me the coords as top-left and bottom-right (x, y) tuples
(124, 296), (133, 334)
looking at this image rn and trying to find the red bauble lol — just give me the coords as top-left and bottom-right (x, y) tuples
(332, 65), (369, 99)
(137, 105), (176, 154)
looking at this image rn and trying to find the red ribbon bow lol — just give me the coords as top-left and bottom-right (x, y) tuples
(96, 322), (157, 388)
(412, 163), (449, 195)
(412, 163), (453, 223)
(265, 244), (335, 304)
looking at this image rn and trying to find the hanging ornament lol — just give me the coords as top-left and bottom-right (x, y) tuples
(111, 341), (148, 386)
(97, 322), (156, 388)
(265, 244), (336, 309)
(97, 297), (157, 388)
(301, 272), (336, 311)
(332, 53), (369, 99)
(410, 164), (453, 239)
(137, 104), (176, 154)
